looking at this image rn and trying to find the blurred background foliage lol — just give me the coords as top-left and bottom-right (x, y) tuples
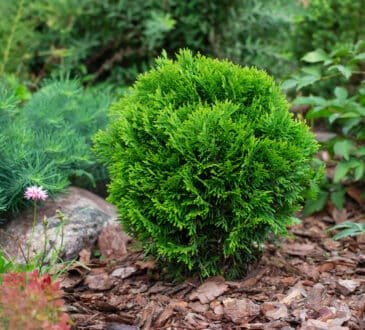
(0, 0), (301, 85)
(0, 0), (364, 235)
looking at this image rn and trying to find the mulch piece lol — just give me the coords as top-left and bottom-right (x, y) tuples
(63, 214), (365, 330)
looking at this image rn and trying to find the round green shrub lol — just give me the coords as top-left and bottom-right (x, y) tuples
(94, 50), (319, 279)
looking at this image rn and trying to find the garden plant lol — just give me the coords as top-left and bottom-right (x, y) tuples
(284, 41), (365, 237)
(0, 270), (70, 329)
(0, 0), (363, 327)
(95, 50), (320, 279)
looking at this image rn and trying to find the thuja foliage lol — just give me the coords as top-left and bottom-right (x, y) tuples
(95, 50), (320, 279)
(0, 78), (110, 219)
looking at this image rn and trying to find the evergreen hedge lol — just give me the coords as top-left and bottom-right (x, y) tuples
(95, 50), (319, 279)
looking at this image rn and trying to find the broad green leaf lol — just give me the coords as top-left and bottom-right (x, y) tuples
(333, 228), (358, 240)
(281, 79), (297, 90)
(354, 162), (365, 181)
(332, 221), (364, 231)
(293, 96), (326, 106)
(330, 189), (345, 210)
(333, 140), (354, 160)
(342, 118), (361, 135)
(303, 191), (328, 216)
(334, 87), (348, 100)
(306, 107), (332, 119)
(328, 113), (340, 124)
(337, 65), (352, 79)
(332, 65), (352, 79)
(296, 75), (320, 89)
(333, 161), (352, 182)
(330, 47), (351, 58)
(302, 49), (329, 63)
(331, 221), (365, 240)
(354, 53), (365, 61)
(354, 104), (365, 116)
(355, 146), (365, 157)
(301, 66), (321, 77)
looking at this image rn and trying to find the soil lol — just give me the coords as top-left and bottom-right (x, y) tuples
(62, 204), (365, 329)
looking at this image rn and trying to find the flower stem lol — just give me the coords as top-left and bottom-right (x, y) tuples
(26, 201), (37, 265)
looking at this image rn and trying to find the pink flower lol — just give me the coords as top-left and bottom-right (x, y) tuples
(24, 186), (48, 201)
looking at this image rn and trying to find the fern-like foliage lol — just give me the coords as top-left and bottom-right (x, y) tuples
(95, 50), (320, 279)
(0, 78), (111, 219)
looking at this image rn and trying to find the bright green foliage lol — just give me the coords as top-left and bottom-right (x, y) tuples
(0, 78), (110, 219)
(95, 50), (319, 279)
(292, 0), (365, 58)
(0, 251), (13, 274)
(285, 42), (365, 214)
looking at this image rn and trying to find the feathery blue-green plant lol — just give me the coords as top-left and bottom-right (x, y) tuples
(0, 78), (111, 219)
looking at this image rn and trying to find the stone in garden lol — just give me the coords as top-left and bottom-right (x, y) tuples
(0, 187), (118, 263)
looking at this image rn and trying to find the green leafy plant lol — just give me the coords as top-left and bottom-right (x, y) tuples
(0, 251), (13, 275)
(284, 42), (365, 213)
(0, 270), (70, 329)
(329, 221), (365, 240)
(95, 50), (320, 279)
(0, 78), (111, 219)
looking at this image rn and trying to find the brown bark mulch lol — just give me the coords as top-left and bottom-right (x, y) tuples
(62, 210), (365, 330)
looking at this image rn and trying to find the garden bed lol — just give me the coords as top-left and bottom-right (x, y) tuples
(63, 213), (365, 329)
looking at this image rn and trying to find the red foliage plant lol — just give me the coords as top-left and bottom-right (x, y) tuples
(0, 270), (70, 330)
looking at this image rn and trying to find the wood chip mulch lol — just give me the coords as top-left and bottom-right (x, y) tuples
(62, 211), (365, 330)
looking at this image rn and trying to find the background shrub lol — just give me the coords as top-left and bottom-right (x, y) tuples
(223, 0), (300, 77)
(0, 0), (299, 86)
(292, 0), (365, 59)
(95, 50), (319, 279)
(285, 42), (365, 214)
(0, 78), (111, 220)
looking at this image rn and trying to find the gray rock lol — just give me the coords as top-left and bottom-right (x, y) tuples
(0, 187), (118, 263)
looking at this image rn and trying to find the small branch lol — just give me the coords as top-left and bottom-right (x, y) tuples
(90, 47), (144, 84)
